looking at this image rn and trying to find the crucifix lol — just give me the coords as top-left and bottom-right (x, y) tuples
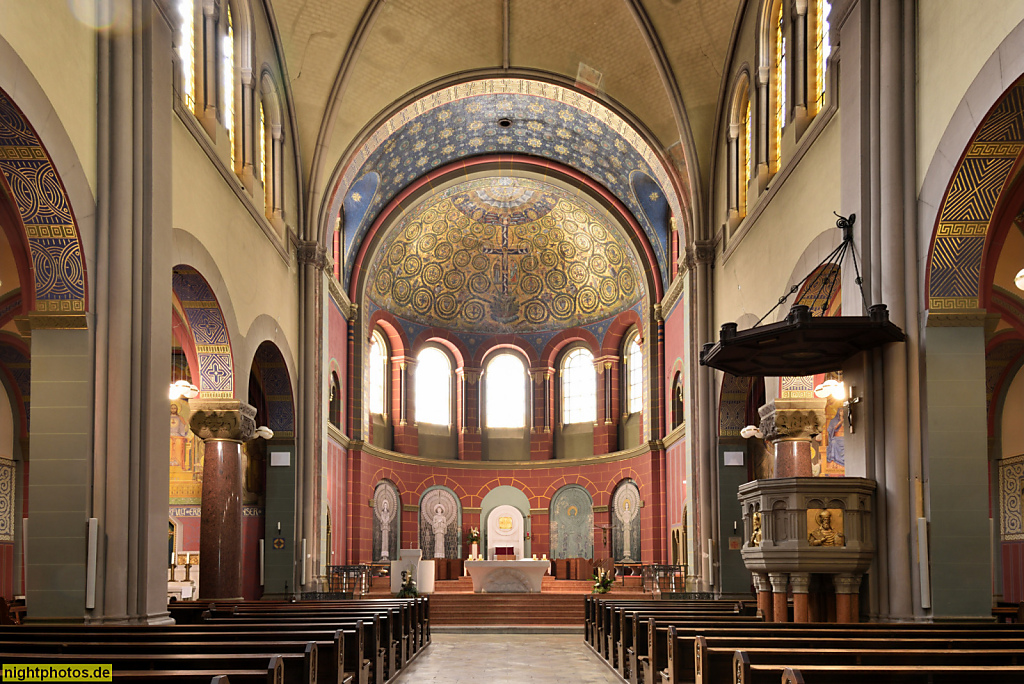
(482, 217), (529, 294)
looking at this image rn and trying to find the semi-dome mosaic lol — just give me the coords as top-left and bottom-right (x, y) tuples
(366, 177), (645, 333)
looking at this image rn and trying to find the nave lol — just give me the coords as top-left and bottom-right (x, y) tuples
(392, 633), (620, 684)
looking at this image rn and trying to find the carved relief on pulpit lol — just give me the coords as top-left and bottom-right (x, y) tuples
(612, 479), (641, 562)
(373, 480), (400, 562)
(418, 487), (460, 559)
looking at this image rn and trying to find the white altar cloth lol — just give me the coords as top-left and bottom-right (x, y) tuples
(464, 559), (550, 593)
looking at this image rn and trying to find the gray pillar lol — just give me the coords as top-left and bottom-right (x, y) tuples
(924, 322), (991, 619)
(89, 0), (173, 624)
(692, 242), (715, 591)
(26, 327), (92, 619)
(297, 242), (327, 590)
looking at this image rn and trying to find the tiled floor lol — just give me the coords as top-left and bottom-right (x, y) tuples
(393, 633), (622, 683)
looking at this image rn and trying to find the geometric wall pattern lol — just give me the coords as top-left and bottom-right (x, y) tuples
(718, 374), (750, 439)
(0, 89), (86, 313)
(253, 343), (293, 437)
(549, 484), (594, 559)
(999, 453), (1024, 541)
(367, 177), (644, 333)
(0, 458), (12, 542)
(929, 78), (1024, 311)
(172, 267), (233, 398)
(337, 79), (678, 289)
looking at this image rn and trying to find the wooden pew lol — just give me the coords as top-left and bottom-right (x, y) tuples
(738, 651), (1024, 684)
(1, 624), (356, 684)
(200, 615), (379, 684)
(657, 623), (1024, 684)
(697, 636), (1024, 684)
(0, 653), (285, 684)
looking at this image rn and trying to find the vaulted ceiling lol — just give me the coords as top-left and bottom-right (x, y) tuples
(267, 0), (742, 232)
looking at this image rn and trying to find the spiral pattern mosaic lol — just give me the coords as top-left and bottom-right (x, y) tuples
(367, 177), (644, 332)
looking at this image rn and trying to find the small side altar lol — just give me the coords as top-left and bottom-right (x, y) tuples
(465, 559), (550, 593)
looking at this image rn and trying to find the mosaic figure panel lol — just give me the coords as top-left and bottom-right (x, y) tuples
(549, 485), (593, 559)
(338, 79), (680, 289)
(367, 177), (644, 333)
(169, 398), (205, 505)
(612, 480), (641, 562)
(372, 480), (400, 562)
(1000, 454), (1024, 542)
(419, 487), (460, 559)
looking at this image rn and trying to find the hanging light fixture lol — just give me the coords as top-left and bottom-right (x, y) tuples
(168, 379), (199, 400)
(813, 378), (845, 400)
(1015, 268), (1024, 291)
(254, 426), (274, 440)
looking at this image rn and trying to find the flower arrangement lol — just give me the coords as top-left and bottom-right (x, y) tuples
(397, 569), (418, 598)
(465, 526), (480, 544)
(592, 569), (615, 594)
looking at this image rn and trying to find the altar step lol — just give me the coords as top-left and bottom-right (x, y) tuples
(428, 592), (586, 626)
(366, 574), (647, 596)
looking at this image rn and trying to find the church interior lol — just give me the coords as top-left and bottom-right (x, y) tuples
(0, 0), (1023, 642)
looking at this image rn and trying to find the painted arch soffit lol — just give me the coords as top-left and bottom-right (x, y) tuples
(0, 89), (86, 314)
(335, 79), (682, 290)
(365, 176), (645, 334)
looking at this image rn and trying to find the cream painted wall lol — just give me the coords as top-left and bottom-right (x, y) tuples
(0, 1), (97, 197)
(1001, 364), (1024, 459)
(172, 116), (299, 365)
(917, 0), (1024, 191)
(714, 115), (841, 326)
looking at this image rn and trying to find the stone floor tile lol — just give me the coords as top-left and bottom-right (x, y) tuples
(393, 634), (620, 683)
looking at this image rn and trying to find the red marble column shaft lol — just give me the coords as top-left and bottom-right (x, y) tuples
(199, 439), (244, 600)
(773, 439), (815, 477)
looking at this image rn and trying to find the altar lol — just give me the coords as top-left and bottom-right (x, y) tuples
(464, 559), (550, 593)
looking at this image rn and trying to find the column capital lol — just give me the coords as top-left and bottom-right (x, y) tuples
(833, 573), (863, 595)
(789, 572), (811, 594)
(767, 572), (790, 593)
(296, 240), (328, 271)
(188, 399), (256, 442)
(751, 572), (771, 593)
(758, 398), (826, 442)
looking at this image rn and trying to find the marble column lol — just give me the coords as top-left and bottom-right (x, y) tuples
(753, 572), (773, 621)
(758, 398), (826, 478)
(790, 572), (811, 622)
(769, 572), (790, 623)
(834, 573), (862, 623)
(190, 399), (256, 600)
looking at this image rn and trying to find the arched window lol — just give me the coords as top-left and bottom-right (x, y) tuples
(258, 100), (267, 187)
(259, 74), (284, 224)
(485, 353), (526, 428)
(814, 0), (832, 114)
(729, 76), (752, 221)
(773, 0), (786, 174)
(742, 98), (751, 211)
(178, 0), (196, 111)
(626, 334), (643, 414)
(416, 347), (451, 426)
(671, 371), (684, 429)
(222, 4), (236, 168)
(369, 330), (387, 416)
(329, 372), (341, 428)
(561, 347), (596, 425)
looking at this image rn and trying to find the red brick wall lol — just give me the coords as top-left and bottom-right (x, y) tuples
(1003, 541), (1024, 602)
(324, 438), (347, 566)
(345, 448), (666, 563)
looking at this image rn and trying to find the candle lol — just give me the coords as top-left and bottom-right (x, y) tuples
(185, 552), (190, 565)
(171, 552), (175, 566)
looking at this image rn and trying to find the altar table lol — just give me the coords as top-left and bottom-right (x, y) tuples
(464, 559), (551, 593)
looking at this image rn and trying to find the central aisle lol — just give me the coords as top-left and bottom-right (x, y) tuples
(392, 633), (621, 684)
